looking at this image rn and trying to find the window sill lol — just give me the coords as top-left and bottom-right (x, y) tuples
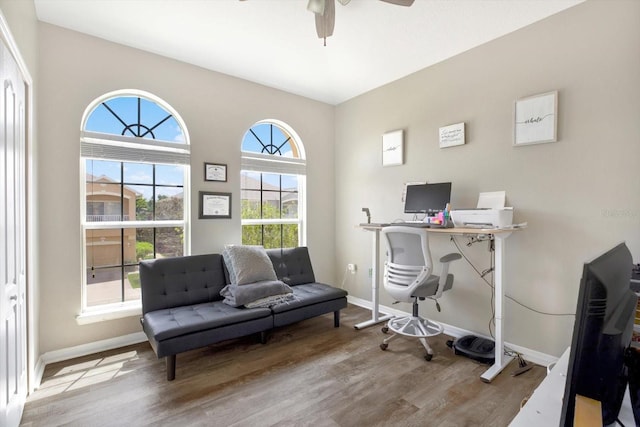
(76, 303), (142, 325)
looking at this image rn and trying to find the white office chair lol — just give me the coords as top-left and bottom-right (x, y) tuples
(380, 226), (461, 360)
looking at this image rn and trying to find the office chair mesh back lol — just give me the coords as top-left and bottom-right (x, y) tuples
(386, 232), (431, 267)
(383, 227), (435, 303)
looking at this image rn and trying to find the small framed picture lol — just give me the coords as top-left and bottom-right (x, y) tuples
(199, 191), (231, 219)
(382, 129), (404, 166)
(204, 162), (227, 182)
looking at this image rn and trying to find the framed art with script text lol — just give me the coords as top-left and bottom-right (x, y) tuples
(514, 91), (558, 146)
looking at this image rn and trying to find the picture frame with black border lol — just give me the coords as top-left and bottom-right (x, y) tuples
(199, 191), (231, 219)
(204, 162), (227, 182)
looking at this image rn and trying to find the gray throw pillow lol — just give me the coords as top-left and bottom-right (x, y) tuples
(222, 245), (277, 285)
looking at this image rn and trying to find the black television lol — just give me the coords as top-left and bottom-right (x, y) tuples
(404, 182), (451, 214)
(560, 242), (637, 426)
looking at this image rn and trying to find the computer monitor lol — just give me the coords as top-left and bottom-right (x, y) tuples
(560, 242), (637, 426)
(404, 182), (451, 215)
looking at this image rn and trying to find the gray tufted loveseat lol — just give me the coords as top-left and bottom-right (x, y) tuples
(139, 247), (348, 380)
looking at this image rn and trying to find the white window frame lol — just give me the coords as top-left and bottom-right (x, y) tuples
(241, 120), (306, 248)
(78, 90), (190, 323)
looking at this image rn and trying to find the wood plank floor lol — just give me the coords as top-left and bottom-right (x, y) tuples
(21, 305), (545, 427)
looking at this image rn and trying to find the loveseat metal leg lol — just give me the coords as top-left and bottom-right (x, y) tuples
(260, 331), (267, 344)
(167, 355), (176, 381)
(334, 310), (340, 328)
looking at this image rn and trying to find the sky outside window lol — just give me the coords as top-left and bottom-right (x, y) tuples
(85, 96), (185, 143)
(242, 122), (295, 157)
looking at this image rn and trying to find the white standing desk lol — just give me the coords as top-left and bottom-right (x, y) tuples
(357, 223), (522, 383)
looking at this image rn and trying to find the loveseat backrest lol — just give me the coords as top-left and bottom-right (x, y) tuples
(139, 254), (227, 314)
(266, 247), (316, 286)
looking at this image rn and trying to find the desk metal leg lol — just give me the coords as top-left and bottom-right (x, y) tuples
(481, 233), (514, 382)
(355, 228), (394, 330)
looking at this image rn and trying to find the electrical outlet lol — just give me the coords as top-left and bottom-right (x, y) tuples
(347, 263), (357, 273)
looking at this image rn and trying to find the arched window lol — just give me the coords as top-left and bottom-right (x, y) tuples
(240, 120), (306, 249)
(80, 90), (190, 315)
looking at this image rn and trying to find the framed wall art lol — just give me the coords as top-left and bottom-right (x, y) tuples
(514, 91), (558, 146)
(382, 129), (403, 166)
(439, 122), (465, 148)
(204, 162), (227, 182)
(199, 191), (231, 219)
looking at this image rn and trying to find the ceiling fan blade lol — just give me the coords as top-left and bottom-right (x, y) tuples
(307, 0), (325, 15)
(315, 0), (335, 40)
(379, 0), (415, 6)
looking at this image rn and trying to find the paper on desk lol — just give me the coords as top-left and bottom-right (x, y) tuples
(477, 191), (506, 209)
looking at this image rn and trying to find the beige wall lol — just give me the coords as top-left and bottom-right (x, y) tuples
(37, 23), (335, 354)
(335, 0), (640, 357)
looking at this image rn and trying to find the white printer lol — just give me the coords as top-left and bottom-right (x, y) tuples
(450, 208), (513, 228)
(450, 191), (514, 229)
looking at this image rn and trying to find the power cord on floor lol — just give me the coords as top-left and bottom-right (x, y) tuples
(505, 347), (533, 376)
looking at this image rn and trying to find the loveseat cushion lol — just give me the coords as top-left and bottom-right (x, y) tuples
(140, 254), (227, 314)
(270, 282), (348, 314)
(143, 301), (272, 342)
(266, 247), (316, 286)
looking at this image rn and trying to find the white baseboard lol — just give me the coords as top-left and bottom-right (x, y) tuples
(346, 295), (557, 367)
(34, 332), (147, 389)
(41, 331), (147, 365)
(32, 357), (46, 391)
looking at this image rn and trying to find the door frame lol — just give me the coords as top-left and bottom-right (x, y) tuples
(0, 6), (35, 400)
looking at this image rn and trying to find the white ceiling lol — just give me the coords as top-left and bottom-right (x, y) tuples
(34, 0), (584, 105)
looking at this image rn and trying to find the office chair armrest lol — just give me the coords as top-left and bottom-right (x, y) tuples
(439, 253), (462, 263)
(433, 253), (462, 300)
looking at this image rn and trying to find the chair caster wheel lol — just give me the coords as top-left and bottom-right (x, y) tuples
(424, 353), (433, 361)
(380, 343), (388, 351)
(381, 326), (389, 334)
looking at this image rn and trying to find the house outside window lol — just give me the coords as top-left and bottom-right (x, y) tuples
(80, 90), (190, 315)
(241, 120), (306, 249)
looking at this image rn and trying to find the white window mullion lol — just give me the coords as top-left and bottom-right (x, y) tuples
(83, 220), (186, 230)
(241, 218), (300, 226)
(241, 152), (306, 175)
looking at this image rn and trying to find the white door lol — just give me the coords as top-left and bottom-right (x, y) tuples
(0, 36), (27, 427)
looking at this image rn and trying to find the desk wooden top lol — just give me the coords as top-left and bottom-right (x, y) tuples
(358, 223), (524, 235)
